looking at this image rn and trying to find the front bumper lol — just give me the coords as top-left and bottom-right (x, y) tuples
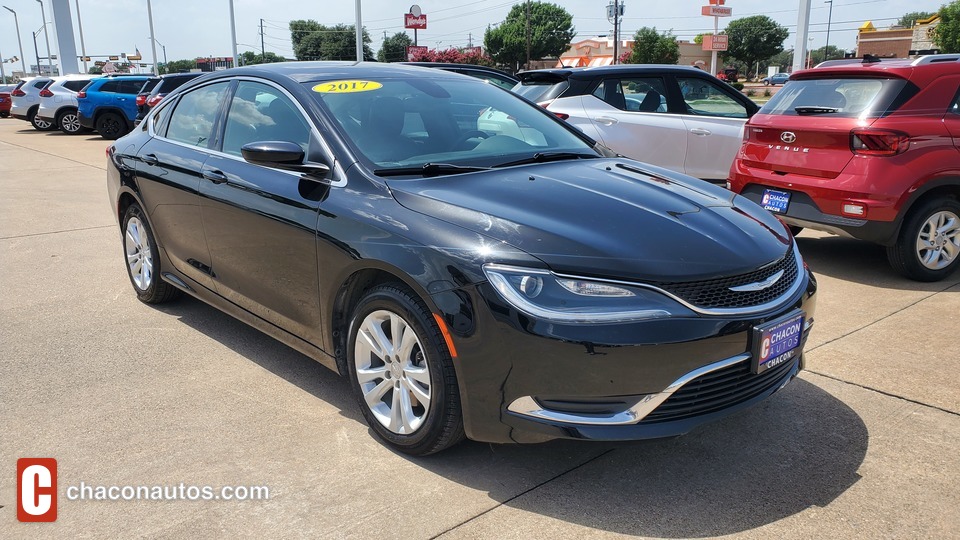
(435, 267), (818, 444)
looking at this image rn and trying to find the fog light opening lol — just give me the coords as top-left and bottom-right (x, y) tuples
(842, 203), (866, 217)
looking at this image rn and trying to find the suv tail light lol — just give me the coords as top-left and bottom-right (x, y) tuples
(11, 88), (26, 97)
(537, 99), (569, 120)
(39, 88), (54, 98)
(77, 90), (87, 99)
(850, 128), (909, 156)
(146, 94), (165, 108)
(136, 94), (147, 106)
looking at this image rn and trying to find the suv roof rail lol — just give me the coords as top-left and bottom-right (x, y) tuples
(911, 54), (960, 66)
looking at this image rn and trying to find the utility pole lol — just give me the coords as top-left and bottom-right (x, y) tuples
(75, 0), (88, 73)
(228, 0), (238, 68)
(36, 0), (53, 75)
(1, 43), (6, 84)
(355, 0), (363, 62)
(793, 0), (812, 72)
(468, 33), (473, 48)
(525, 0), (531, 70)
(260, 18), (265, 57)
(613, 0), (619, 65)
(823, 0), (834, 61)
(146, 0), (159, 75)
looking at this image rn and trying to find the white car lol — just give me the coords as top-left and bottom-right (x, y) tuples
(36, 75), (98, 134)
(10, 77), (54, 130)
(513, 66), (760, 182)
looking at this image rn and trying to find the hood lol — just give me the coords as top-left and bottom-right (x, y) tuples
(388, 159), (791, 282)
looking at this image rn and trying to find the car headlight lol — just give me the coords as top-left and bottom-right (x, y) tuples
(483, 264), (692, 324)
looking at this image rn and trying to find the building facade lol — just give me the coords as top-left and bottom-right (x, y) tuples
(556, 38), (710, 68)
(856, 15), (941, 58)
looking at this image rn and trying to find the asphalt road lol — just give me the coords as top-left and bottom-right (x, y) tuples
(1, 119), (958, 539)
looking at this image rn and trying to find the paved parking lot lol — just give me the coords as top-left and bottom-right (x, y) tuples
(1, 118), (958, 538)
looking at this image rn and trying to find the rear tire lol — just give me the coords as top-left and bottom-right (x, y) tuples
(121, 204), (181, 304)
(57, 108), (83, 134)
(346, 284), (465, 456)
(97, 112), (127, 140)
(29, 107), (55, 131)
(886, 198), (960, 282)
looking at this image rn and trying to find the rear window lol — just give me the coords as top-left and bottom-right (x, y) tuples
(760, 77), (911, 118)
(63, 80), (89, 92)
(513, 80), (569, 104)
(156, 75), (199, 95)
(140, 79), (161, 94)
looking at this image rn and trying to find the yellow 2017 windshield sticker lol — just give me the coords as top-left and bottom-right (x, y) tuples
(312, 80), (383, 94)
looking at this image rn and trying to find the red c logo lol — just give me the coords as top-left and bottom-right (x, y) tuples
(17, 458), (57, 522)
(760, 337), (771, 360)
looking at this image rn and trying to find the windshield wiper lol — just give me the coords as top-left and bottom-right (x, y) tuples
(794, 106), (839, 115)
(373, 162), (492, 177)
(493, 151), (600, 168)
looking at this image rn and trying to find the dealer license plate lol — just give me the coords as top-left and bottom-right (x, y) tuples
(761, 188), (791, 214)
(752, 311), (804, 374)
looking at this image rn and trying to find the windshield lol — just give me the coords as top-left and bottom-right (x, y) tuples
(760, 77), (911, 118)
(307, 77), (595, 172)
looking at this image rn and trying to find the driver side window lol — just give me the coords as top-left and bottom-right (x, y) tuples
(677, 77), (748, 118)
(221, 82), (311, 157)
(593, 77), (668, 113)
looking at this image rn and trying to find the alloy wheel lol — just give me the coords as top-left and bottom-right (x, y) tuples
(33, 116), (52, 130)
(61, 112), (81, 133)
(125, 216), (154, 290)
(915, 210), (960, 270)
(354, 309), (432, 435)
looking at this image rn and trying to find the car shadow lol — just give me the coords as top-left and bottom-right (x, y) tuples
(796, 233), (960, 291)
(158, 296), (866, 538)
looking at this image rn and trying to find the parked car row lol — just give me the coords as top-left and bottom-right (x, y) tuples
(6, 72), (205, 138)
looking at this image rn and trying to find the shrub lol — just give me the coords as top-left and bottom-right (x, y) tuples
(746, 89), (756, 96)
(764, 88), (772, 97)
(731, 82), (745, 91)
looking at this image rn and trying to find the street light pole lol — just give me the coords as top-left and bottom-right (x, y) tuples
(824, 0), (834, 61)
(146, 0), (159, 75)
(3, 6), (28, 76)
(75, 0), (88, 73)
(32, 28), (41, 75)
(36, 0), (53, 75)
(228, 0), (238, 68)
(354, 0), (363, 62)
(1, 43), (6, 84)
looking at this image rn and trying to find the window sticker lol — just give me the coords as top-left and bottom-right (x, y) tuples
(312, 80), (383, 94)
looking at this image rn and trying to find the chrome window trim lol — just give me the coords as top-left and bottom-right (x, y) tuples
(551, 241), (806, 317)
(147, 76), (347, 188)
(507, 352), (754, 426)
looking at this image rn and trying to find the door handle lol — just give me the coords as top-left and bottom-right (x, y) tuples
(202, 169), (229, 184)
(594, 116), (618, 126)
(141, 153), (158, 166)
(690, 128), (712, 136)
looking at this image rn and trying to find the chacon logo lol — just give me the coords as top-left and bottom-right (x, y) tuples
(780, 131), (797, 143)
(17, 458), (58, 522)
(729, 270), (785, 292)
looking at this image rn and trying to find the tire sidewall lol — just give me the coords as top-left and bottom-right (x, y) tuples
(97, 112), (125, 140)
(57, 109), (81, 134)
(31, 108), (53, 131)
(346, 287), (452, 452)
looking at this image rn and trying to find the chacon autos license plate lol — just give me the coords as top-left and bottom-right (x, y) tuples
(752, 311), (805, 374)
(761, 188), (791, 214)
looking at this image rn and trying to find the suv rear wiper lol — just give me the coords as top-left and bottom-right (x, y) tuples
(794, 106), (839, 115)
(494, 151), (600, 168)
(373, 162), (492, 177)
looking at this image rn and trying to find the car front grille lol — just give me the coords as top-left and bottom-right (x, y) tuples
(639, 356), (797, 424)
(651, 247), (798, 310)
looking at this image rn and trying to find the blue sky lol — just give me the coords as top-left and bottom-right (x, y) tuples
(0, 0), (943, 72)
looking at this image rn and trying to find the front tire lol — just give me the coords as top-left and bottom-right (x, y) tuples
(57, 108), (83, 134)
(346, 284), (464, 456)
(121, 204), (181, 303)
(887, 198), (960, 281)
(97, 112), (127, 140)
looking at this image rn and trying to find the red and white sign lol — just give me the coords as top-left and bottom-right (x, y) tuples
(702, 34), (729, 51)
(702, 5), (733, 17)
(404, 13), (427, 29)
(463, 46), (483, 55)
(406, 45), (428, 60)
(17, 458), (58, 522)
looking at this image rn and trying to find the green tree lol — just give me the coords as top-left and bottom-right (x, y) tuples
(483, 2), (575, 71)
(290, 20), (373, 61)
(934, 1), (960, 53)
(161, 59), (197, 74)
(239, 51), (286, 66)
(693, 33), (706, 45)
(897, 11), (935, 27)
(87, 65), (103, 75)
(624, 27), (680, 64)
(724, 15), (789, 77)
(378, 32), (413, 63)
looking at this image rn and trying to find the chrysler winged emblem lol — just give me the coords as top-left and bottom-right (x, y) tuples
(729, 270), (785, 292)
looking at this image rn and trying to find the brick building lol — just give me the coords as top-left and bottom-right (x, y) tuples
(856, 15), (940, 58)
(556, 38), (710, 68)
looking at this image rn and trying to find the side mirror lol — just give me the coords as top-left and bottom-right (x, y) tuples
(241, 141), (330, 180)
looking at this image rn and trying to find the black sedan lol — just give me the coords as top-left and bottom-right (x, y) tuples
(107, 62), (817, 455)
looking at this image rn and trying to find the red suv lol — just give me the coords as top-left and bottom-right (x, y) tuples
(729, 55), (960, 281)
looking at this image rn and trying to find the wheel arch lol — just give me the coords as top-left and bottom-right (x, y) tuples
(94, 106), (132, 129)
(898, 176), (960, 230)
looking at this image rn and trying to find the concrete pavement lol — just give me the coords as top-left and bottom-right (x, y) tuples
(1, 119), (958, 538)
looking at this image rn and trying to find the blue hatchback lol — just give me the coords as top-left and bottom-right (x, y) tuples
(78, 75), (152, 139)
(762, 72), (790, 86)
